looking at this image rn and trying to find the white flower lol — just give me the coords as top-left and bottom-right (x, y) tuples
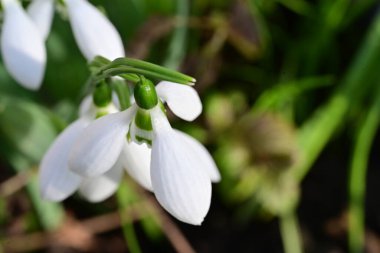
(0, 0), (123, 90)
(65, 0), (125, 61)
(26, 0), (124, 62)
(40, 118), (125, 202)
(39, 97), (125, 202)
(27, 0), (54, 40)
(149, 106), (213, 225)
(69, 81), (221, 225)
(1, 0), (46, 90)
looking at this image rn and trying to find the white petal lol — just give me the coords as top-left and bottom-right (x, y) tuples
(79, 95), (119, 120)
(79, 158), (124, 202)
(27, 0), (54, 40)
(69, 105), (137, 177)
(121, 141), (152, 191)
(65, 0), (125, 61)
(156, 81), (202, 121)
(1, 0), (46, 90)
(174, 130), (221, 182)
(78, 95), (97, 120)
(150, 106), (211, 225)
(39, 119), (89, 201)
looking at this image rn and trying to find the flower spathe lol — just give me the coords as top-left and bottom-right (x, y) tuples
(1, 0), (46, 90)
(69, 81), (220, 225)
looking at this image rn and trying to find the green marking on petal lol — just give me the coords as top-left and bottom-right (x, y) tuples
(96, 111), (108, 119)
(136, 136), (152, 146)
(135, 108), (153, 131)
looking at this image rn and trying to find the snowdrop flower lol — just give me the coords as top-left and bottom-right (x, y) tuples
(27, 0), (55, 40)
(65, 0), (125, 61)
(26, 0), (124, 62)
(39, 97), (125, 202)
(69, 80), (221, 225)
(1, 0), (46, 90)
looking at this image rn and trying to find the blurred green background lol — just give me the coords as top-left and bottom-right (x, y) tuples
(1, 0), (380, 252)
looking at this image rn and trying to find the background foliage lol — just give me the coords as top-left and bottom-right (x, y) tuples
(1, 0), (380, 252)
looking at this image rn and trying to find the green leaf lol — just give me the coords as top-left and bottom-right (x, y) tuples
(163, 0), (189, 69)
(0, 96), (64, 230)
(116, 181), (142, 253)
(294, 12), (380, 180)
(0, 97), (58, 163)
(348, 85), (380, 253)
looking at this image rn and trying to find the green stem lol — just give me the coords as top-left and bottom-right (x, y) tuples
(295, 12), (380, 181)
(111, 78), (131, 110)
(348, 88), (380, 253)
(279, 211), (303, 253)
(116, 182), (142, 253)
(97, 58), (195, 83)
(96, 66), (192, 85)
(163, 0), (189, 69)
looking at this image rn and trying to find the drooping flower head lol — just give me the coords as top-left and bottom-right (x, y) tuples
(27, 0), (55, 40)
(39, 94), (125, 203)
(1, 0), (46, 90)
(64, 0), (125, 61)
(40, 75), (159, 202)
(0, 0), (124, 90)
(67, 77), (220, 225)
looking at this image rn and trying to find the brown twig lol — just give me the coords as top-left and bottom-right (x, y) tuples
(141, 192), (197, 253)
(0, 170), (32, 198)
(2, 201), (149, 253)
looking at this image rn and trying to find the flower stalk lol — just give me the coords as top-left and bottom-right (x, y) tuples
(117, 181), (142, 253)
(280, 211), (303, 253)
(348, 83), (380, 253)
(94, 57), (195, 85)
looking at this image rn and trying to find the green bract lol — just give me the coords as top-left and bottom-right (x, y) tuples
(91, 56), (195, 85)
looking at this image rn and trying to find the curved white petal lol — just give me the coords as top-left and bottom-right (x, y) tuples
(1, 0), (46, 90)
(79, 158), (124, 203)
(39, 119), (89, 201)
(156, 81), (202, 121)
(79, 95), (119, 120)
(150, 106), (211, 225)
(65, 0), (125, 61)
(79, 95), (97, 120)
(174, 130), (221, 183)
(121, 141), (152, 191)
(27, 0), (55, 40)
(69, 105), (137, 177)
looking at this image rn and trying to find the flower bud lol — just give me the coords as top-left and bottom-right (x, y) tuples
(134, 77), (158, 110)
(93, 81), (112, 108)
